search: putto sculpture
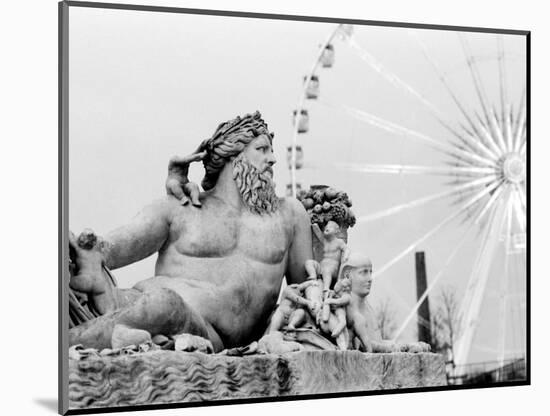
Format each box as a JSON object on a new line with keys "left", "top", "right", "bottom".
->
{"left": 267, "top": 280, "right": 317, "bottom": 333}
{"left": 324, "top": 278, "right": 352, "bottom": 346}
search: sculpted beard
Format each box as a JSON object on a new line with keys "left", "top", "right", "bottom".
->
{"left": 232, "top": 153, "right": 280, "bottom": 215}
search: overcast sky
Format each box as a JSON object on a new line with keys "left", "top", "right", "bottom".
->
{"left": 68, "top": 5, "right": 526, "bottom": 364}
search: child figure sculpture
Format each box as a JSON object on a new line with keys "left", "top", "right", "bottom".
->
{"left": 268, "top": 280, "right": 317, "bottom": 333}
{"left": 320, "top": 221, "right": 349, "bottom": 290}
{"left": 317, "top": 221, "right": 349, "bottom": 322}
{"left": 322, "top": 278, "right": 352, "bottom": 350}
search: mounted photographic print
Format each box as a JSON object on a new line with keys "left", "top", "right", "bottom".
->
{"left": 59, "top": 1, "right": 530, "bottom": 414}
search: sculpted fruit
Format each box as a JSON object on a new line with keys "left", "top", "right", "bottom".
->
{"left": 302, "top": 198, "right": 315, "bottom": 210}
{"left": 324, "top": 187, "right": 338, "bottom": 200}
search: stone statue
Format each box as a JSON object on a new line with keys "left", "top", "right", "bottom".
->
{"left": 323, "top": 279, "right": 351, "bottom": 342}
{"left": 304, "top": 220, "right": 349, "bottom": 323}
{"left": 319, "top": 220, "right": 349, "bottom": 294}
{"left": 69, "top": 229, "right": 120, "bottom": 315}
{"left": 340, "top": 253, "right": 432, "bottom": 354}
{"left": 340, "top": 253, "right": 376, "bottom": 352}
{"left": 267, "top": 280, "right": 317, "bottom": 332}
{"left": 68, "top": 111, "right": 314, "bottom": 352}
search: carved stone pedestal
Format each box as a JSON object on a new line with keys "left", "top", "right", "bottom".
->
{"left": 68, "top": 350, "right": 446, "bottom": 410}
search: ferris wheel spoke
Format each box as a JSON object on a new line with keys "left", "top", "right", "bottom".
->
{"left": 498, "top": 193, "right": 514, "bottom": 367}
{"left": 391, "top": 216, "right": 477, "bottom": 342}
{"left": 515, "top": 183, "right": 527, "bottom": 213}
{"left": 473, "top": 180, "right": 506, "bottom": 225}
{"left": 374, "top": 179, "right": 501, "bottom": 279}
{"left": 489, "top": 108, "right": 508, "bottom": 154}
{"left": 350, "top": 33, "right": 494, "bottom": 161}
{"left": 331, "top": 102, "right": 498, "bottom": 168}
{"left": 334, "top": 162, "right": 497, "bottom": 177}
{"left": 325, "top": 102, "right": 455, "bottom": 154}
{"left": 358, "top": 175, "right": 498, "bottom": 224}
{"left": 459, "top": 34, "right": 494, "bottom": 135}
{"left": 346, "top": 35, "right": 450, "bottom": 122}
{"left": 515, "top": 120, "right": 526, "bottom": 154}
{"left": 458, "top": 122, "right": 499, "bottom": 161}
{"left": 519, "top": 132, "right": 527, "bottom": 156}
{"left": 456, "top": 128, "right": 500, "bottom": 162}
{"left": 497, "top": 36, "right": 509, "bottom": 128}
{"left": 511, "top": 189, "right": 526, "bottom": 233}
{"left": 513, "top": 86, "right": 526, "bottom": 130}
{"left": 456, "top": 201, "right": 498, "bottom": 324}
{"left": 473, "top": 113, "right": 504, "bottom": 157}
{"left": 443, "top": 147, "right": 498, "bottom": 169}
{"left": 454, "top": 197, "right": 507, "bottom": 367}
{"left": 505, "top": 104, "right": 514, "bottom": 152}
{"left": 416, "top": 36, "right": 487, "bottom": 142}
{"left": 513, "top": 90, "right": 526, "bottom": 152}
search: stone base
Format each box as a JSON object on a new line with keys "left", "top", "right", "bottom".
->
{"left": 68, "top": 350, "right": 446, "bottom": 410}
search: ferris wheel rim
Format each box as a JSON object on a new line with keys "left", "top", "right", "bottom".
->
{"left": 289, "top": 24, "right": 344, "bottom": 197}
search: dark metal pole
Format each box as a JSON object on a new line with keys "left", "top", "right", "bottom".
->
{"left": 415, "top": 252, "right": 432, "bottom": 345}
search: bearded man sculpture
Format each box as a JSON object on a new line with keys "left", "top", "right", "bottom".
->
{"left": 69, "top": 111, "right": 313, "bottom": 353}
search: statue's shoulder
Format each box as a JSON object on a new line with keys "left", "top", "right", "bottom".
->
{"left": 279, "top": 197, "right": 309, "bottom": 223}
{"left": 163, "top": 190, "right": 215, "bottom": 210}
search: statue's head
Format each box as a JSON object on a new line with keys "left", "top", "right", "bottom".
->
{"left": 338, "top": 252, "right": 373, "bottom": 297}
{"left": 334, "top": 278, "right": 351, "bottom": 295}
{"left": 199, "top": 111, "right": 279, "bottom": 215}
{"left": 323, "top": 220, "right": 340, "bottom": 237}
{"left": 77, "top": 228, "right": 98, "bottom": 250}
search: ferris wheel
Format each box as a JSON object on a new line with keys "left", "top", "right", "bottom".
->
{"left": 288, "top": 23, "right": 527, "bottom": 369}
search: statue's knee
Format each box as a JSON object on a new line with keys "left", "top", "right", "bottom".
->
{"left": 128, "top": 288, "right": 184, "bottom": 328}
{"left": 144, "top": 288, "right": 184, "bottom": 316}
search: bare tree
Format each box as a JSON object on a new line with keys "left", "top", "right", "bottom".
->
{"left": 374, "top": 297, "right": 398, "bottom": 340}
{"left": 431, "top": 285, "right": 461, "bottom": 366}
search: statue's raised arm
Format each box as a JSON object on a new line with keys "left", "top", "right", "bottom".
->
{"left": 165, "top": 150, "right": 207, "bottom": 206}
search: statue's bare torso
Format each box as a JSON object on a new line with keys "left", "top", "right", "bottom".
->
{"left": 129, "top": 193, "right": 306, "bottom": 348}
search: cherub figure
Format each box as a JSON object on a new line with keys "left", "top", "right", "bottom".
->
{"left": 325, "top": 279, "right": 352, "bottom": 337}
{"left": 321, "top": 278, "right": 352, "bottom": 350}
{"left": 267, "top": 280, "right": 317, "bottom": 333}
{"left": 312, "top": 221, "right": 349, "bottom": 322}
{"left": 320, "top": 221, "right": 348, "bottom": 291}
{"left": 69, "top": 229, "right": 119, "bottom": 315}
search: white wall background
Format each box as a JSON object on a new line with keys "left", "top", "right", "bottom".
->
{"left": 0, "top": 0, "right": 547, "bottom": 415}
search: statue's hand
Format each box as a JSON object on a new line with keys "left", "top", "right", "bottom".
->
{"left": 166, "top": 150, "right": 207, "bottom": 207}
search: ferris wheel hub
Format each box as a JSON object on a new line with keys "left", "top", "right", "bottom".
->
{"left": 501, "top": 153, "right": 526, "bottom": 184}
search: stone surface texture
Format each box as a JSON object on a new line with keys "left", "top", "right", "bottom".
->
{"left": 68, "top": 350, "right": 446, "bottom": 410}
